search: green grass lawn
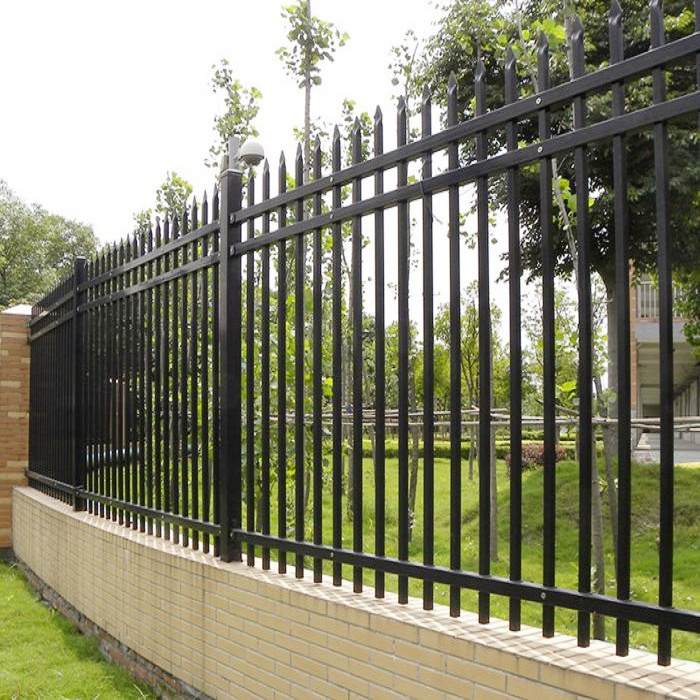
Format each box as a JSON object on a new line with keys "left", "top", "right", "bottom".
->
{"left": 256, "top": 455, "right": 700, "bottom": 662}
{"left": 0, "top": 563, "right": 154, "bottom": 700}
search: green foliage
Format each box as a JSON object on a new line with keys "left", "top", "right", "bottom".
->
{"left": 132, "top": 171, "right": 194, "bottom": 235}
{"left": 154, "top": 171, "right": 193, "bottom": 220}
{"left": 276, "top": 1, "right": 348, "bottom": 90}
{"left": 676, "top": 269, "right": 700, "bottom": 351}
{"left": 0, "top": 180, "right": 97, "bottom": 308}
{"left": 412, "top": 0, "right": 699, "bottom": 288}
{"left": 206, "top": 58, "right": 262, "bottom": 171}
{"left": 433, "top": 283, "right": 512, "bottom": 410}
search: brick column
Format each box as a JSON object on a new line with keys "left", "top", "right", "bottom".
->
{"left": 0, "top": 306, "right": 31, "bottom": 554}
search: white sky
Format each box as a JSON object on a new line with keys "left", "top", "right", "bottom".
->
{"left": 1, "top": 0, "right": 441, "bottom": 244}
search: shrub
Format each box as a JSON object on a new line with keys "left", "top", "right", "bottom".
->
{"left": 505, "top": 442, "right": 569, "bottom": 475}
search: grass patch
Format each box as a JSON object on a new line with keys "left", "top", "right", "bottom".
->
{"left": 0, "top": 562, "right": 154, "bottom": 699}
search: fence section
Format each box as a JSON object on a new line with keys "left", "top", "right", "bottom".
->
{"left": 28, "top": 3, "right": 700, "bottom": 666}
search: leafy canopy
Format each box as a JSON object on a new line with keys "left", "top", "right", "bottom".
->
{"left": 411, "top": 0, "right": 699, "bottom": 289}
{"left": 276, "top": 1, "right": 349, "bottom": 89}
{"left": 0, "top": 180, "right": 97, "bottom": 308}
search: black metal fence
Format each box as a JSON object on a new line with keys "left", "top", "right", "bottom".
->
{"left": 28, "top": 3, "right": 699, "bottom": 666}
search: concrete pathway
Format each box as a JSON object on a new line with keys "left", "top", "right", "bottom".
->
{"left": 632, "top": 432, "right": 700, "bottom": 464}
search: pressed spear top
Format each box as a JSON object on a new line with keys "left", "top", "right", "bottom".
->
{"left": 571, "top": 16, "right": 585, "bottom": 78}
{"left": 447, "top": 71, "right": 457, "bottom": 93}
{"left": 608, "top": 0, "right": 624, "bottom": 64}
{"left": 422, "top": 83, "right": 431, "bottom": 105}
{"left": 649, "top": 0, "right": 664, "bottom": 48}
{"left": 475, "top": 58, "right": 486, "bottom": 116}
{"left": 397, "top": 94, "right": 407, "bottom": 114}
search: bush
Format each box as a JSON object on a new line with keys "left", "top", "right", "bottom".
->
{"left": 505, "top": 442, "right": 569, "bottom": 474}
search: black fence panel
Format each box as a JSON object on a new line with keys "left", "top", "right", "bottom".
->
{"left": 27, "top": 4, "right": 700, "bottom": 666}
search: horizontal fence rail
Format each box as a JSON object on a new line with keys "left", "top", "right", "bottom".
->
{"left": 28, "top": 3, "right": 700, "bottom": 666}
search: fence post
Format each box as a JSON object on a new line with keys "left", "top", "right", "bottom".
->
{"left": 72, "top": 257, "right": 87, "bottom": 511}
{"left": 218, "top": 139, "right": 244, "bottom": 562}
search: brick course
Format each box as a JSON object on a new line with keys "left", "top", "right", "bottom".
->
{"left": 12, "top": 487, "right": 700, "bottom": 700}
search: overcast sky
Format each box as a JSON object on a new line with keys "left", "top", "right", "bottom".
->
{"left": 1, "top": 0, "right": 440, "bottom": 244}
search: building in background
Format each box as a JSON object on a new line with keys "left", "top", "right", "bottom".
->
{"left": 631, "top": 275, "right": 700, "bottom": 447}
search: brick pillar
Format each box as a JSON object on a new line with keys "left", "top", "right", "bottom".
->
{"left": 0, "top": 306, "right": 31, "bottom": 554}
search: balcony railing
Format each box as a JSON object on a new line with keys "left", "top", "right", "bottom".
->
{"left": 636, "top": 279, "right": 685, "bottom": 320}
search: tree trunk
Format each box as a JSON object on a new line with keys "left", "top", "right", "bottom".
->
{"left": 345, "top": 275, "right": 354, "bottom": 521}
{"left": 595, "top": 374, "right": 619, "bottom": 560}
{"left": 489, "top": 421, "right": 498, "bottom": 562}
{"left": 591, "top": 430, "right": 606, "bottom": 641}
{"left": 408, "top": 370, "right": 420, "bottom": 541}
{"left": 303, "top": 0, "right": 312, "bottom": 185}
{"left": 468, "top": 425, "right": 475, "bottom": 481}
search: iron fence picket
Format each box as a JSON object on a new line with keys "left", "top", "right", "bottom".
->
{"left": 373, "top": 107, "right": 387, "bottom": 600}
{"left": 505, "top": 45, "right": 523, "bottom": 634}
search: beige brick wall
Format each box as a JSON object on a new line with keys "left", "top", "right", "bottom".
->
{"left": 0, "top": 310, "right": 30, "bottom": 550}
{"left": 12, "top": 487, "right": 700, "bottom": 700}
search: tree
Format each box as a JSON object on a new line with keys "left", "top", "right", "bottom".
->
{"left": 411, "top": 0, "right": 698, "bottom": 386}
{"left": 277, "top": 0, "right": 348, "bottom": 183}
{"left": 0, "top": 180, "right": 97, "bottom": 308}
{"left": 206, "top": 59, "right": 262, "bottom": 172}
{"left": 133, "top": 171, "right": 194, "bottom": 235}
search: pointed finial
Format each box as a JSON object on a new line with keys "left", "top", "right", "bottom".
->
{"left": 505, "top": 46, "right": 518, "bottom": 103}
{"left": 537, "top": 32, "right": 549, "bottom": 91}
{"left": 571, "top": 16, "right": 585, "bottom": 78}
{"left": 447, "top": 71, "right": 458, "bottom": 92}
{"left": 475, "top": 58, "right": 486, "bottom": 116}
{"left": 181, "top": 206, "right": 189, "bottom": 235}
{"left": 609, "top": 0, "right": 624, "bottom": 63}
{"left": 649, "top": 0, "right": 664, "bottom": 49}
{"left": 422, "top": 84, "right": 431, "bottom": 105}
{"left": 506, "top": 45, "right": 516, "bottom": 70}
{"left": 278, "top": 151, "right": 287, "bottom": 192}
{"left": 201, "top": 190, "right": 209, "bottom": 226}
{"left": 447, "top": 72, "right": 458, "bottom": 127}
{"left": 191, "top": 196, "right": 198, "bottom": 229}
{"left": 212, "top": 186, "right": 220, "bottom": 221}
{"left": 374, "top": 105, "right": 383, "bottom": 123}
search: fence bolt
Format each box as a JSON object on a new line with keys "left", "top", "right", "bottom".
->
{"left": 538, "top": 146, "right": 543, "bottom": 154}
{"left": 536, "top": 97, "right": 542, "bottom": 105}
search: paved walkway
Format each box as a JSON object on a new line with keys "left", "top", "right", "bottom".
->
{"left": 632, "top": 432, "right": 700, "bottom": 464}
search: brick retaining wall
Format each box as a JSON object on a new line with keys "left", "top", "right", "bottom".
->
{"left": 13, "top": 487, "right": 700, "bottom": 700}
{"left": 0, "top": 308, "right": 30, "bottom": 552}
